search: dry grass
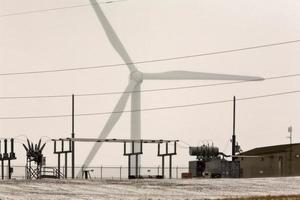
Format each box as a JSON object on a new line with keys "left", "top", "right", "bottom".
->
{"left": 221, "top": 195, "right": 300, "bottom": 200}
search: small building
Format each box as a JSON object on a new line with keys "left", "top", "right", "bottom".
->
{"left": 237, "top": 143, "right": 300, "bottom": 178}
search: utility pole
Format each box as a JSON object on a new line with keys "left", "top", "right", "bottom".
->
{"left": 232, "top": 96, "right": 236, "bottom": 161}
{"left": 288, "top": 126, "right": 293, "bottom": 144}
{"left": 71, "top": 94, "right": 75, "bottom": 179}
{"left": 288, "top": 126, "right": 293, "bottom": 176}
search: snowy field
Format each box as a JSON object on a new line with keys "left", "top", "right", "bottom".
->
{"left": 0, "top": 177, "right": 300, "bottom": 200}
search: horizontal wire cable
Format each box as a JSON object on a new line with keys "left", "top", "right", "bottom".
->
{"left": 0, "top": 89, "right": 299, "bottom": 120}
{"left": 0, "top": 73, "right": 299, "bottom": 100}
{"left": 0, "top": 0, "right": 126, "bottom": 18}
{"left": 0, "top": 40, "right": 300, "bottom": 76}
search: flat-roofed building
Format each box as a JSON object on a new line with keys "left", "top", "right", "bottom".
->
{"left": 237, "top": 143, "right": 300, "bottom": 178}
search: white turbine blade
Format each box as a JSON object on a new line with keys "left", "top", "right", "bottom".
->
{"left": 89, "top": 0, "right": 137, "bottom": 72}
{"left": 143, "top": 71, "right": 264, "bottom": 81}
{"left": 80, "top": 81, "right": 137, "bottom": 173}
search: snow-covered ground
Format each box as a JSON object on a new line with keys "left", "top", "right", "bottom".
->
{"left": 0, "top": 177, "right": 300, "bottom": 200}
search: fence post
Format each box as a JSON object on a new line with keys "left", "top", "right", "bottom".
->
{"left": 120, "top": 166, "right": 122, "bottom": 180}
{"left": 157, "top": 165, "right": 160, "bottom": 176}
{"left": 58, "top": 154, "right": 61, "bottom": 179}
{"left": 176, "top": 166, "right": 178, "bottom": 179}
{"left": 139, "top": 166, "right": 141, "bottom": 178}
{"left": 100, "top": 166, "right": 103, "bottom": 179}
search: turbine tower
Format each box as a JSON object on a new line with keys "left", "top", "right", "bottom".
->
{"left": 81, "top": 0, "right": 264, "bottom": 173}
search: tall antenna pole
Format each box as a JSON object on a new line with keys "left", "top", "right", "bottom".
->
{"left": 288, "top": 126, "right": 293, "bottom": 144}
{"left": 232, "top": 96, "right": 236, "bottom": 161}
{"left": 71, "top": 94, "right": 75, "bottom": 179}
{"left": 288, "top": 126, "right": 293, "bottom": 176}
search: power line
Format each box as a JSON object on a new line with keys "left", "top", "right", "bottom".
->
{"left": 1, "top": 40, "right": 300, "bottom": 76}
{"left": 0, "top": 89, "right": 299, "bottom": 120}
{"left": 0, "top": 73, "right": 299, "bottom": 100}
{"left": 0, "top": 0, "right": 126, "bottom": 18}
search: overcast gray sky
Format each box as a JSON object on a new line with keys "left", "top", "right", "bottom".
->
{"left": 0, "top": 0, "right": 300, "bottom": 167}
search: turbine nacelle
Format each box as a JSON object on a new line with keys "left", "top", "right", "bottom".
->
{"left": 130, "top": 70, "right": 143, "bottom": 83}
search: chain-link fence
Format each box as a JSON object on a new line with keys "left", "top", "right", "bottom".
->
{"left": 1, "top": 165, "right": 189, "bottom": 180}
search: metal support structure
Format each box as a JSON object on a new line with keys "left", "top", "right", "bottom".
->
{"left": 124, "top": 141, "right": 143, "bottom": 178}
{"left": 135, "top": 154, "right": 138, "bottom": 177}
{"left": 53, "top": 139, "right": 72, "bottom": 179}
{"left": 161, "top": 156, "right": 165, "bottom": 178}
{"left": 4, "top": 139, "right": 7, "bottom": 159}
{"left": 169, "top": 155, "right": 172, "bottom": 179}
{"left": 54, "top": 137, "right": 178, "bottom": 179}
{"left": 65, "top": 153, "right": 68, "bottom": 178}
{"left": 82, "top": 170, "right": 92, "bottom": 179}
{"left": 158, "top": 141, "right": 177, "bottom": 179}
{"left": 8, "top": 159, "right": 11, "bottom": 179}
{"left": 71, "top": 94, "right": 75, "bottom": 179}
{"left": 128, "top": 155, "right": 131, "bottom": 178}
{"left": 232, "top": 96, "right": 236, "bottom": 161}
{"left": 1, "top": 160, "right": 3, "bottom": 180}
{"left": 63, "top": 138, "right": 177, "bottom": 143}
{"left": 0, "top": 138, "right": 16, "bottom": 179}
{"left": 58, "top": 153, "right": 61, "bottom": 179}
{"left": 11, "top": 138, "right": 14, "bottom": 153}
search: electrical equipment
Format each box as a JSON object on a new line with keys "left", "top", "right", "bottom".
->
{"left": 0, "top": 138, "right": 16, "bottom": 179}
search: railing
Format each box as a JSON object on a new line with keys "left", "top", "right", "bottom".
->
{"left": 41, "top": 167, "right": 64, "bottom": 179}
{"left": 1, "top": 165, "right": 189, "bottom": 180}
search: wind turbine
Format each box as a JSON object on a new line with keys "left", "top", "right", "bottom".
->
{"left": 81, "top": 0, "right": 264, "bottom": 173}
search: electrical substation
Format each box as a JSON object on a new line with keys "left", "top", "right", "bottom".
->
{"left": 0, "top": 136, "right": 179, "bottom": 180}
{"left": 0, "top": 95, "right": 181, "bottom": 180}
{"left": 1, "top": 95, "right": 299, "bottom": 180}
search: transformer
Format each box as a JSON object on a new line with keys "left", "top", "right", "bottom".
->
{"left": 189, "top": 145, "right": 219, "bottom": 161}
{"left": 23, "top": 139, "right": 46, "bottom": 179}
{"left": 189, "top": 144, "right": 240, "bottom": 178}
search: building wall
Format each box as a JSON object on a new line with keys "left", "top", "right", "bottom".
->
{"left": 189, "top": 159, "right": 239, "bottom": 178}
{"left": 205, "top": 159, "right": 240, "bottom": 178}
{"left": 238, "top": 146, "right": 300, "bottom": 178}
